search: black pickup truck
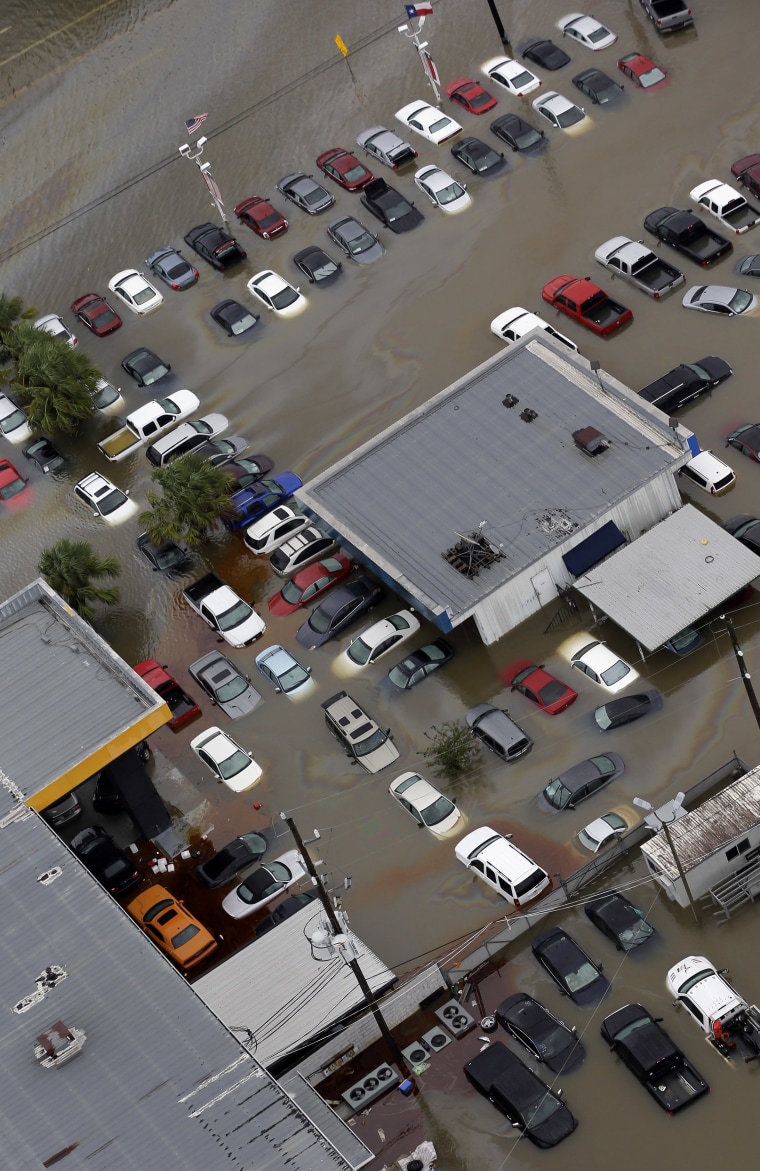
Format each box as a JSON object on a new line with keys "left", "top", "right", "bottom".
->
{"left": 643, "top": 206, "right": 732, "bottom": 266}
{"left": 601, "top": 1003, "right": 709, "bottom": 1114}
{"left": 463, "top": 1041, "right": 577, "bottom": 1148}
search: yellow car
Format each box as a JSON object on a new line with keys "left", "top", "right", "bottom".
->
{"left": 127, "top": 885, "right": 217, "bottom": 970}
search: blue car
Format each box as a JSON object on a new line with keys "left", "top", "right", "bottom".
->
{"left": 226, "top": 472, "right": 303, "bottom": 533}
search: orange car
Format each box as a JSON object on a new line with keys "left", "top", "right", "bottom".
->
{"left": 127, "top": 885, "right": 217, "bottom": 970}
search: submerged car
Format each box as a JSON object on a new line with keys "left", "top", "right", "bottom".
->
{"left": 34, "top": 313, "right": 77, "bottom": 347}
{"left": 121, "top": 347, "right": 171, "bottom": 387}
{"left": 344, "top": 610, "right": 420, "bottom": 668}
{"left": 464, "top": 1042, "right": 577, "bottom": 1149}
{"left": 74, "top": 471, "right": 135, "bottom": 524}
{"left": 444, "top": 77, "right": 497, "bottom": 114}
{"left": 577, "top": 811, "right": 629, "bottom": 853}
{"left": 522, "top": 38, "right": 571, "bottom": 70}
{"left": 594, "top": 690, "right": 663, "bottom": 730}
{"left": 682, "top": 284, "right": 756, "bottom": 316}
{"left": 466, "top": 703, "right": 533, "bottom": 762}
{"left": 108, "top": 268, "right": 163, "bottom": 315}
{"left": 327, "top": 215, "right": 385, "bottom": 264}
{"left": 196, "top": 832, "right": 268, "bottom": 888}
{"left": 295, "top": 577, "right": 384, "bottom": 649}
{"left": 490, "top": 112, "right": 546, "bottom": 153}
{"left": 234, "top": 195, "right": 289, "bottom": 238}
{"left": 491, "top": 305, "right": 576, "bottom": 348}
{"left": 0, "top": 459, "right": 29, "bottom": 503}
{"left": 293, "top": 246, "right": 342, "bottom": 285}
{"left": 396, "top": 100, "right": 462, "bottom": 144}
{"left": 570, "top": 640, "right": 638, "bottom": 692}
{"left": 136, "top": 532, "right": 192, "bottom": 576}
{"left": 455, "top": 825, "right": 549, "bottom": 906}
{"left": 618, "top": 52, "right": 667, "bottom": 91}
{"left": 541, "top": 753, "right": 625, "bottom": 811}
{"left": 360, "top": 178, "right": 425, "bottom": 232}
{"left": 134, "top": 659, "right": 202, "bottom": 732}
{"left": 558, "top": 13, "right": 617, "bottom": 51}
{"left": 189, "top": 650, "right": 262, "bottom": 718}
{"left": 210, "top": 299, "right": 260, "bottom": 336}
{"left": 70, "top": 292, "right": 122, "bottom": 336}
{"left": 0, "top": 395, "right": 32, "bottom": 443}
{"left": 572, "top": 67, "right": 624, "bottom": 105}
{"left": 268, "top": 555, "right": 353, "bottom": 616}
{"left": 501, "top": 659, "right": 578, "bottom": 713}
{"left": 450, "top": 136, "right": 506, "bottom": 176}
{"left": 679, "top": 450, "right": 736, "bottom": 495}
{"left": 184, "top": 222, "right": 247, "bottom": 269}
{"left": 585, "top": 889, "right": 655, "bottom": 952}
{"left": 356, "top": 126, "right": 418, "bottom": 172}
{"left": 388, "top": 771, "right": 461, "bottom": 836}
{"left": 495, "top": 992, "right": 585, "bottom": 1073}
{"left": 482, "top": 56, "right": 541, "bottom": 97}
{"left": 190, "top": 727, "right": 262, "bottom": 791}
{"left": 276, "top": 171, "right": 335, "bottom": 215}
{"left": 414, "top": 165, "right": 471, "bottom": 214}
{"left": 532, "top": 91, "right": 588, "bottom": 131}
{"left": 322, "top": 690, "right": 398, "bottom": 773}
{"left": 145, "top": 246, "right": 199, "bottom": 289}
{"left": 724, "top": 513, "right": 760, "bottom": 551}
{"left": 71, "top": 825, "right": 140, "bottom": 897}
{"left": 247, "top": 270, "right": 307, "bottom": 317}
{"left": 23, "top": 436, "right": 66, "bottom": 474}
{"left": 255, "top": 644, "right": 313, "bottom": 696}
{"left": 532, "top": 925, "right": 609, "bottom": 1005}
{"left": 388, "top": 638, "right": 454, "bottom": 689}
{"left": 316, "top": 147, "right": 374, "bottom": 191}
{"left": 639, "top": 355, "right": 732, "bottom": 412}
{"left": 221, "top": 850, "right": 307, "bottom": 919}
{"left": 269, "top": 527, "right": 339, "bottom": 577}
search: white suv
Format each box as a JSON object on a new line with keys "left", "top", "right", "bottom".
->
{"left": 455, "top": 825, "right": 550, "bottom": 906}
{"left": 74, "top": 472, "right": 136, "bottom": 524}
{"left": 243, "top": 506, "right": 310, "bottom": 555}
{"left": 680, "top": 451, "right": 736, "bottom": 496}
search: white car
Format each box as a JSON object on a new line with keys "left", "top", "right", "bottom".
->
{"left": 454, "top": 826, "right": 550, "bottom": 906}
{"left": 682, "top": 285, "right": 756, "bottom": 316}
{"left": 414, "top": 165, "right": 471, "bottom": 214}
{"left": 690, "top": 179, "right": 760, "bottom": 235}
{"left": 221, "top": 850, "right": 307, "bottom": 919}
{"left": 94, "top": 379, "right": 124, "bottom": 414}
{"left": 34, "top": 314, "right": 77, "bottom": 347}
{"left": 680, "top": 450, "right": 736, "bottom": 496}
{"left": 74, "top": 471, "right": 137, "bottom": 524}
{"left": 395, "top": 101, "right": 462, "bottom": 145}
{"left": 243, "top": 506, "right": 311, "bottom": 555}
{"left": 490, "top": 307, "right": 578, "bottom": 350}
{"left": 247, "top": 270, "right": 307, "bottom": 317}
{"left": 0, "top": 394, "right": 32, "bottom": 443}
{"left": 570, "top": 639, "right": 639, "bottom": 693}
{"left": 389, "top": 772, "right": 462, "bottom": 836}
{"left": 558, "top": 13, "right": 617, "bottom": 50}
{"left": 577, "top": 811, "right": 628, "bottom": 853}
{"left": 532, "top": 91, "right": 588, "bottom": 131}
{"left": 343, "top": 610, "right": 420, "bottom": 668}
{"left": 190, "top": 726, "right": 263, "bottom": 792}
{"left": 108, "top": 269, "right": 163, "bottom": 315}
{"left": 482, "top": 56, "right": 541, "bottom": 97}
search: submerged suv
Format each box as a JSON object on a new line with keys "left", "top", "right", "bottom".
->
{"left": 455, "top": 826, "right": 550, "bottom": 906}
{"left": 466, "top": 703, "right": 533, "bottom": 762}
{"left": 321, "top": 690, "right": 399, "bottom": 773}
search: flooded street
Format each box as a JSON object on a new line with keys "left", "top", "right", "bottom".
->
{"left": 4, "top": 0, "right": 760, "bottom": 1165}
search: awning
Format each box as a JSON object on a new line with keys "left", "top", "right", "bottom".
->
{"left": 562, "top": 520, "right": 626, "bottom": 577}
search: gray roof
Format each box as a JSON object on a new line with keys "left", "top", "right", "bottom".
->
{"left": 573, "top": 505, "right": 760, "bottom": 650}
{"left": 194, "top": 903, "right": 396, "bottom": 1070}
{"left": 0, "top": 580, "right": 165, "bottom": 797}
{"left": 0, "top": 788, "right": 353, "bottom": 1171}
{"left": 297, "top": 337, "right": 685, "bottom": 623}
{"left": 641, "top": 767, "right": 760, "bottom": 876}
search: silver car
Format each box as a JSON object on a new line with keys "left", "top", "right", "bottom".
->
{"left": 189, "top": 650, "right": 262, "bottom": 718}
{"left": 682, "top": 284, "right": 756, "bottom": 316}
{"left": 276, "top": 172, "right": 335, "bottom": 215}
{"left": 327, "top": 216, "right": 385, "bottom": 264}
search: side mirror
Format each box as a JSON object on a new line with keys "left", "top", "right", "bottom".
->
{"left": 210, "top": 697, "right": 217, "bottom": 705}
{"left": 556, "top": 1088, "right": 563, "bottom": 1098}
{"left": 597, "top": 963, "right": 604, "bottom": 972}
{"left": 571, "top": 1025, "right": 577, "bottom": 1035}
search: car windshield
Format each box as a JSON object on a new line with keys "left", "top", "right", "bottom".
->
{"left": 587, "top": 25, "right": 609, "bottom": 42}
{"left": 171, "top": 924, "right": 200, "bottom": 948}
{"left": 346, "top": 228, "right": 375, "bottom": 253}
{"left": 729, "top": 289, "right": 754, "bottom": 313}
{"left": 524, "top": 1094, "right": 563, "bottom": 1129}
{"left": 258, "top": 210, "right": 280, "bottom": 228}
{"left": 154, "top": 545, "right": 185, "bottom": 569}
{"left": 422, "top": 796, "right": 456, "bottom": 826}
{"left": 619, "top": 919, "right": 654, "bottom": 949}
{"left": 538, "top": 679, "right": 568, "bottom": 705}
{"left": 612, "top": 1015, "right": 649, "bottom": 1043}
{"left": 281, "top": 579, "right": 306, "bottom": 604}
{"left": 428, "top": 116, "right": 452, "bottom": 135}
{"left": 216, "top": 673, "right": 249, "bottom": 702}
{"left": 384, "top": 198, "right": 413, "bottom": 222}
{"left": 678, "top": 968, "right": 716, "bottom": 996}
{"left": 98, "top": 488, "right": 128, "bottom": 515}
{"left": 0, "top": 476, "right": 26, "bottom": 500}
{"left": 218, "top": 748, "right": 251, "bottom": 779}
{"left": 132, "top": 285, "right": 156, "bottom": 305}
{"left": 271, "top": 284, "right": 300, "bottom": 310}
{"left": 557, "top": 104, "right": 585, "bottom": 128}
{"left": 354, "top": 727, "right": 389, "bottom": 756}
{"left": 600, "top": 659, "right": 630, "bottom": 686}
{"left": 143, "top": 363, "right": 169, "bottom": 384}
{"left": 94, "top": 382, "right": 119, "bottom": 408}
{"left": 311, "top": 258, "right": 339, "bottom": 280}
{"left": 544, "top": 779, "right": 571, "bottom": 809}
{"left": 509, "top": 70, "right": 534, "bottom": 89}
{"left": 536, "top": 1023, "right": 572, "bottom": 1059}
{"left": 342, "top": 163, "right": 366, "bottom": 182}
{"left": 0, "top": 408, "right": 25, "bottom": 432}
{"left": 513, "top": 124, "right": 542, "bottom": 149}
{"left": 216, "top": 599, "right": 254, "bottom": 631}
{"left": 436, "top": 181, "right": 466, "bottom": 204}
{"left": 278, "top": 662, "right": 310, "bottom": 691}
{"left": 303, "top": 187, "right": 326, "bottom": 205}
{"left": 639, "top": 65, "right": 666, "bottom": 88}
{"left": 309, "top": 604, "right": 340, "bottom": 634}
{"left": 564, "top": 958, "right": 599, "bottom": 992}
{"left": 348, "top": 636, "right": 374, "bottom": 665}
{"left": 475, "top": 147, "right": 501, "bottom": 170}
{"left": 231, "top": 313, "right": 257, "bottom": 334}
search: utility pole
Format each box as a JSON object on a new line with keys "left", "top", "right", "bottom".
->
{"left": 722, "top": 613, "right": 760, "bottom": 733}
{"left": 178, "top": 136, "right": 228, "bottom": 226}
{"left": 484, "top": 0, "right": 509, "bottom": 48}
{"left": 634, "top": 797, "right": 700, "bottom": 926}
{"left": 280, "top": 813, "right": 411, "bottom": 1077}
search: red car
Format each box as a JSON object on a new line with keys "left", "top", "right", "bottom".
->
{"left": 268, "top": 554, "right": 353, "bottom": 616}
{"left": 541, "top": 275, "right": 632, "bottom": 336}
{"left": 732, "top": 154, "right": 760, "bottom": 202}
{"left": 617, "top": 53, "right": 668, "bottom": 92}
{"left": 234, "top": 196, "right": 289, "bottom": 239}
{"left": 444, "top": 78, "right": 497, "bottom": 115}
{"left": 0, "top": 458, "right": 29, "bottom": 504}
{"left": 134, "top": 659, "right": 202, "bottom": 732}
{"left": 500, "top": 659, "right": 578, "bottom": 715}
{"left": 316, "top": 147, "right": 374, "bottom": 192}
{"left": 70, "top": 292, "right": 122, "bottom": 336}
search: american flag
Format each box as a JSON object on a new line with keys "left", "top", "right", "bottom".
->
{"left": 184, "top": 113, "right": 208, "bottom": 135}
{"left": 405, "top": 3, "right": 433, "bottom": 17}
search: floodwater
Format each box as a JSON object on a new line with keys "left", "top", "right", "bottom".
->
{"left": 4, "top": 0, "right": 760, "bottom": 1165}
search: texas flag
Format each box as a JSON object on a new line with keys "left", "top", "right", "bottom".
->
{"left": 405, "top": 3, "right": 433, "bottom": 17}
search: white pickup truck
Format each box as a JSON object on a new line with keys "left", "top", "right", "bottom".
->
{"left": 594, "top": 236, "right": 684, "bottom": 299}
{"left": 182, "top": 572, "right": 266, "bottom": 647}
{"left": 667, "top": 955, "right": 760, "bottom": 1061}
{"left": 97, "top": 390, "right": 199, "bottom": 461}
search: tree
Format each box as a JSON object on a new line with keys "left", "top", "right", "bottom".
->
{"left": 140, "top": 454, "right": 236, "bottom": 547}
{"left": 0, "top": 293, "right": 37, "bottom": 372}
{"left": 38, "top": 539, "right": 120, "bottom": 620}
{"left": 420, "top": 720, "right": 481, "bottom": 779}
{"left": 9, "top": 323, "right": 100, "bottom": 434}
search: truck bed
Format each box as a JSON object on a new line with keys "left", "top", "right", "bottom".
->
{"left": 183, "top": 572, "right": 224, "bottom": 605}
{"left": 98, "top": 428, "right": 139, "bottom": 459}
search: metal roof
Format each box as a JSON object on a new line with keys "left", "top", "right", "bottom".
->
{"left": 573, "top": 505, "right": 760, "bottom": 650}
{"left": 0, "top": 580, "right": 165, "bottom": 797}
{"left": 297, "top": 337, "right": 686, "bottom": 623}
{"left": 641, "top": 767, "right": 760, "bottom": 877}
{"left": 194, "top": 903, "right": 396, "bottom": 1070}
{"left": 0, "top": 787, "right": 352, "bottom": 1171}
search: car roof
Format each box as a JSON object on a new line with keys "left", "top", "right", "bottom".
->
{"left": 687, "top": 449, "right": 733, "bottom": 477}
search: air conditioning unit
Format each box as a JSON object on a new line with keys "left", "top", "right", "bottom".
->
{"left": 341, "top": 1063, "right": 399, "bottom": 1111}
{"left": 421, "top": 1025, "right": 451, "bottom": 1052}
{"left": 435, "top": 1000, "right": 476, "bottom": 1039}
{"left": 401, "top": 1040, "right": 429, "bottom": 1066}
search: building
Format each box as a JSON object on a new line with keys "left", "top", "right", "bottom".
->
{"left": 297, "top": 335, "right": 691, "bottom": 644}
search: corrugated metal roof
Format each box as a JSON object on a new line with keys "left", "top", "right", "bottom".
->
{"left": 641, "top": 767, "right": 760, "bottom": 876}
{"left": 0, "top": 790, "right": 352, "bottom": 1171}
{"left": 296, "top": 337, "right": 686, "bottom": 622}
{"left": 194, "top": 904, "right": 396, "bottom": 1070}
{"left": 574, "top": 505, "right": 760, "bottom": 649}
{"left": 0, "top": 580, "right": 163, "bottom": 794}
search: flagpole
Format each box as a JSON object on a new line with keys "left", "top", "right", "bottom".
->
{"left": 178, "top": 135, "right": 229, "bottom": 227}
{"left": 398, "top": 14, "right": 441, "bottom": 105}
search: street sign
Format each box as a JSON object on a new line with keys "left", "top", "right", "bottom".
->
{"left": 335, "top": 34, "right": 349, "bottom": 57}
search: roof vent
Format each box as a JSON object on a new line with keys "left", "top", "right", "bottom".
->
{"left": 537, "top": 509, "right": 579, "bottom": 538}
{"left": 34, "top": 1020, "right": 86, "bottom": 1069}
{"left": 520, "top": 408, "right": 538, "bottom": 423}
{"left": 442, "top": 531, "right": 505, "bottom": 578}
{"left": 13, "top": 965, "right": 68, "bottom": 1014}
{"left": 572, "top": 426, "right": 609, "bottom": 456}
{"left": 502, "top": 394, "right": 519, "bottom": 409}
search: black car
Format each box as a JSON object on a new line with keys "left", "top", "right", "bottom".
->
{"left": 639, "top": 355, "right": 732, "bottom": 412}
{"left": 541, "top": 753, "right": 625, "bottom": 812}
{"left": 136, "top": 532, "right": 193, "bottom": 576}
{"left": 145, "top": 246, "right": 199, "bottom": 290}
{"left": 490, "top": 113, "right": 546, "bottom": 153}
{"left": 724, "top": 514, "right": 760, "bottom": 555}
{"left": 254, "top": 891, "right": 318, "bottom": 938}
{"left": 360, "top": 178, "right": 424, "bottom": 233}
{"left": 295, "top": 577, "right": 384, "bottom": 649}
{"left": 293, "top": 246, "right": 343, "bottom": 286}
{"left": 70, "top": 825, "right": 140, "bottom": 897}
{"left": 450, "top": 136, "right": 505, "bottom": 177}
{"left": 495, "top": 992, "right": 585, "bottom": 1073}
{"left": 121, "top": 347, "right": 171, "bottom": 387}
{"left": 726, "top": 423, "right": 760, "bottom": 462}
{"left": 23, "top": 436, "right": 66, "bottom": 474}
{"left": 210, "top": 299, "right": 260, "bottom": 337}
{"left": 595, "top": 690, "right": 663, "bottom": 731}
{"left": 463, "top": 1041, "right": 577, "bottom": 1149}
{"left": 388, "top": 638, "right": 454, "bottom": 689}
{"left": 183, "top": 222, "right": 247, "bottom": 270}
{"left": 196, "top": 832, "right": 268, "bottom": 888}
{"left": 532, "top": 926, "right": 609, "bottom": 1006}
{"left": 572, "top": 67, "right": 624, "bottom": 105}
{"left": 585, "top": 890, "right": 656, "bottom": 952}
{"left": 221, "top": 454, "right": 275, "bottom": 490}
{"left": 737, "top": 254, "right": 760, "bottom": 276}
{"left": 522, "top": 38, "right": 571, "bottom": 70}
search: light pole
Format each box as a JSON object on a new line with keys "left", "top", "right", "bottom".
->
{"left": 398, "top": 18, "right": 441, "bottom": 104}
{"left": 178, "top": 136, "right": 228, "bottom": 226}
{"left": 634, "top": 796, "right": 700, "bottom": 925}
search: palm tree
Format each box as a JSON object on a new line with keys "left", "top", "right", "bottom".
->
{"left": 0, "top": 293, "right": 37, "bottom": 371}
{"left": 38, "top": 539, "right": 120, "bottom": 620}
{"left": 140, "top": 454, "right": 236, "bottom": 547}
{"left": 10, "top": 324, "right": 100, "bottom": 433}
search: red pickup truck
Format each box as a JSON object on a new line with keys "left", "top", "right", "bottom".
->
{"left": 542, "top": 275, "right": 633, "bottom": 336}
{"left": 134, "top": 659, "right": 202, "bottom": 732}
